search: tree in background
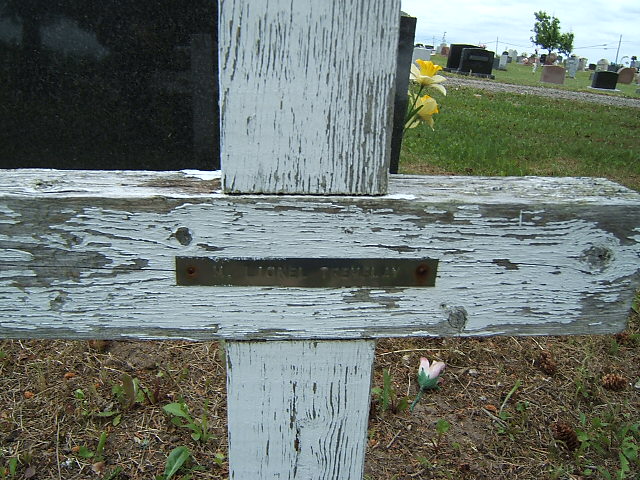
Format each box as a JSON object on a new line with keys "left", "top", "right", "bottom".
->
{"left": 531, "top": 11, "right": 574, "bottom": 55}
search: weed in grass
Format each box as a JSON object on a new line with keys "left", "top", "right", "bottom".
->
{"left": 0, "top": 458, "right": 18, "bottom": 479}
{"left": 163, "top": 402, "right": 214, "bottom": 443}
{"left": 156, "top": 446, "right": 205, "bottom": 480}
{"left": 73, "top": 431, "right": 108, "bottom": 462}
{"left": 371, "top": 369, "right": 409, "bottom": 415}
{"left": 97, "top": 375, "right": 156, "bottom": 426}
{"left": 573, "top": 410, "right": 640, "bottom": 478}
{"left": 431, "top": 418, "right": 450, "bottom": 455}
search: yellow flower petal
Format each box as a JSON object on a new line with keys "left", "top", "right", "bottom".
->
{"left": 405, "top": 94, "right": 440, "bottom": 130}
{"left": 416, "top": 59, "right": 443, "bottom": 77}
{"left": 410, "top": 61, "right": 447, "bottom": 95}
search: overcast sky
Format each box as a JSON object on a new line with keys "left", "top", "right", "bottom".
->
{"left": 400, "top": 0, "right": 639, "bottom": 64}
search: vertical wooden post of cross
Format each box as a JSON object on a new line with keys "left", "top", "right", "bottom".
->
{"left": 219, "top": 1, "right": 400, "bottom": 478}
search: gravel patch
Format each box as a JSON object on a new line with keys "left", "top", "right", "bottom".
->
{"left": 445, "top": 75, "right": 640, "bottom": 109}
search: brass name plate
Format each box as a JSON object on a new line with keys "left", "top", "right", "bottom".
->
{"left": 175, "top": 257, "right": 438, "bottom": 288}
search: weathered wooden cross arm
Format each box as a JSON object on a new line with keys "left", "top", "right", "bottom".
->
{"left": 1, "top": 170, "right": 639, "bottom": 340}
{"left": 2, "top": 1, "right": 640, "bottom": 478}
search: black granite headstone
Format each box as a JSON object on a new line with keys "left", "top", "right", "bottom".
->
{"left": 389, "top": 13, "right": 416, "bottom": 175}
{"left": 0, "top": 0, "right": 219, "bottom": 170}
{"left": 445, "top": 44, "right": 475, "bottom": 71}
{"left": 591, "top": 71, "right": 618, "bottom": 90}
{"left": 458, "top": 48, "right": 494, "bottom": 75}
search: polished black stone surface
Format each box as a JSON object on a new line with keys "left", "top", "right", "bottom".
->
{"left": 0, "top": 0, "right": 219, "bottom": 170}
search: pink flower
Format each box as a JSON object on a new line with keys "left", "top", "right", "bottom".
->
{"left": 418, "top": 357, "right": 445, "bottom": 390}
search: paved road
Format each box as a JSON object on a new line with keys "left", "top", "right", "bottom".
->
{"left": 445, "top": 75, "right": 640, "bottom": 109}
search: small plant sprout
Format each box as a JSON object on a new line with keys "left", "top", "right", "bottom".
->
{"left": 410, "top": 358, "right": 445, "bottom": 412}
{"left": 432, "top": 418, "right": 451, "bottom": 454}
{"left": 371, "top": 369, "right": 409, "bottom": 414}
{"left": 163, "top": 402, "right": 214, "bottom": 442}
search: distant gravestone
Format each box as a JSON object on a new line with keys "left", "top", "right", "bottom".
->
{"left": 540, "top": 65, "right": 566, "bottom": 84}
{"left": 566, "top": 56, "right": 579, "bottom": 78}
{"left": 578, "top": 58, "right": 588, "bottom": 71}
{"left": 596, "top": 59, "right": 609, "bottom": 72}
{"left": 458, "top": 48, "right": 494, "bottom": 76}
{"left": 445, "top": 43, "right": 476, "bottom": 71}
{"left": 412, "top": 47, "right": 431, "bottom": 64}
{"left": 617, "top": 67, "right": 636, "bottom": 84}
{"left": 591, "top": 71, "right": 618, "bottom": 89}
{"left": 498, "top": 51, "right": 509, "bottom": 70}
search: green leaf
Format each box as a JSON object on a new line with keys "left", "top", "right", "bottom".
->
{"left": 8, "top": 458, "right": 18, "bottom": 476}
{"left": 618, "top": 452, "right": 630, "bottom": 473}
{"left": 163, "top": 403, "right": 190, "bottom": 419}
{"left": 77, "top": 446, "right": 94, "bottom": 459}
{"left": 96, "top": 410, "right": 119, "bottom": 417}
{"left": 190, "top": 432, "right": 201, "bottom": 441}
{"left": 576, "top": 429, "right": 589, "bottom": 442}
{"left": 382, "top": 369, "right": 392, "bottom": 411}
{"left": 436, "top": 419, "right": 450, "bottom": 435}
{"left": 96, "top": 431, "right": 108, "bottom": 459}
{"left": 164, "top": 446, "right": 191, "bottom": 479}
{"left": 112, "top": 414, "right": 122, "bottom": 427}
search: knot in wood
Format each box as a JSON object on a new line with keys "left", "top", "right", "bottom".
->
{"left": 444, "top": 306, "right": 468, "bottom": 332}
{"left": 172, "top": 227, "right": 193, "bottom": 246}
{"left": 580, "top": 245, "right": 613, "bottom": 271}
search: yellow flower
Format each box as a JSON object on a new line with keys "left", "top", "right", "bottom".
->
{"left": 405, "top": 94, "right": 439, "bottom": 130}
{"left": 410, "top": 59, "right": 447, "bottom": 96}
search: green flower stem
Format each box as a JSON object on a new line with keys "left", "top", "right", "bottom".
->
{"left": 409, "top": 389, "right": 424, "bottom": 412}
{"left": 403, "top": 84, "right": 425, "bottom": 134}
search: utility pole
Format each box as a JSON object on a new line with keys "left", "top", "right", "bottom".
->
{"left": 615, "top": 35, "right": 622, "bottom": 64}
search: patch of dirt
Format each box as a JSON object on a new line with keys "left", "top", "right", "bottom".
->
{"left": 1, "top": 309, "right": 638, "bottom": 479}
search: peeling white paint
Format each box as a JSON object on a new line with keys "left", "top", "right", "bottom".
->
{"left": 219, "top": 0, "right": 399, "bottom": 195}
{"left": 180, "top": 170, "right": 222, "bottom": 181}
{"left": 0, "top": 171, "right": 638, "bottom": 339}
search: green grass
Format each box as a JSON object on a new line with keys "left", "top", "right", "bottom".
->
{"left": 401, "top": 57, "right": 640, "bottom": 190}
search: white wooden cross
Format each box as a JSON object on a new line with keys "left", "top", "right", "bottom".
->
{"left": 2, "top": 1, "right": 640, "bottom": 479}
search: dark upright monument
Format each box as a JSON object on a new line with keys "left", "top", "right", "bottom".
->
{"left": 591, "top": 71, "right": 619, "bottom": 90}
{"left": 444, "top": 43, "right": 475, "bottom": 71}
{"left": 0, "top": 0, "right": 219, "bottom": 170}
{"left": 457, "top": 48, "right": 494, "bottom": 75}
{"left": 389, "top": 12, "right": 416, "bottom": 175}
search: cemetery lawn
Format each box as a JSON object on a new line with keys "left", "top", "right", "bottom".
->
{"left": 401, "top": 85, "right": 640, "bottom": 191}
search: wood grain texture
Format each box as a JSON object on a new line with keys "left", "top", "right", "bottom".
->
{"left": 226, "top": 340, "right": 375, "bottom": 479}
{"left": 1, "top": 170, "right": 639, "bottom": 339}
{"left": 218, "top": 0, "right": 400, "bottom": 195}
